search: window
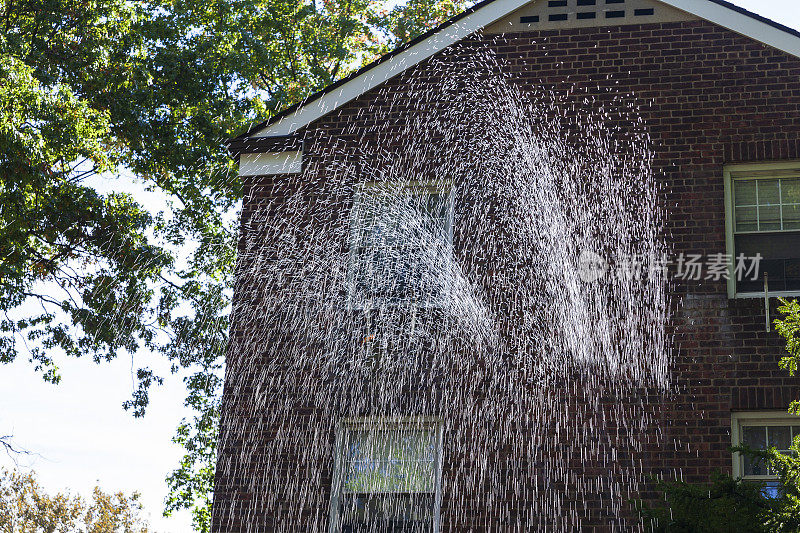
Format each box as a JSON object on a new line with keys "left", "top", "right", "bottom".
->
{"left": 348, "top": 183, "right": 454, "bottom": 307}
{"left": 731, "top": 412, "right": 800, "bottom": 497}
{"left": 329, "top": 420, "right": 443, "bottom": 533}
{"left": 724, "top": 162, "right": 800, "bottom": 297}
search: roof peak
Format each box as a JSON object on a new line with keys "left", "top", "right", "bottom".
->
{"left": 236, "top": 0, "right": 800, "bottom": 141}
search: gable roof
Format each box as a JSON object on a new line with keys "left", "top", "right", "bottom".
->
{"left": 237, "top": 0, "right": 800, "bottom": 140}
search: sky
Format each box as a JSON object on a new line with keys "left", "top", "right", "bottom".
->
{"left": 1, "top": 1, "right": 800, "bottom": 532}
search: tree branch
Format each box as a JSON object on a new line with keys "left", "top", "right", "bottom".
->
{"left": 1, "top": 435, "right": 33, "bottom": 465}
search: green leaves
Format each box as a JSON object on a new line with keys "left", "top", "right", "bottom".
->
{"left": 371, "top": 0, "right": 468, "bottom": 48}
{"left": 775, "top": 299, "right": 800, "bottom": 416}
{"left": 639, "top": 441, "right": 800, "bottom": 532}
{"left": 0, "top": 468, "right": 151, "bottom": 532}
{"left": 637, "top": 471, "right": 772, "bottom": 533}
{"left": 1, "top": 0, "right": 475, "bottom": 529}
{"left": 734, "top": 441, "right": 800, "bottom": 532}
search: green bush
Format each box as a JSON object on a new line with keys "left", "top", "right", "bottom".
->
{"left": 638, "top": 440, "right": 800, "bottom": 532}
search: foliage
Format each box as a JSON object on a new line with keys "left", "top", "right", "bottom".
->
{"left": 163, "top": 371, "right": 220, "bottom": 532}
{"left": 0, "top": 0, "right": 244, "bottom": 384}
{"left": 639, "top": 298, "right": 800, "bottom": 531}
{"left": 775, "top": 298, "right": 800, "bottom": 416}
{"left": 1, "top": 0, "right": 471, "bottom": 530}
{"left": 637, "top": 470, "right": 771, "bottom": 533}
{"left": 372, "top": 0, "right": 469, "bottom": 45}
{"left": 638, "top": 439, "right": 800, "bottom": 533}
{"left": 0, "top": 469, "right": 150, "bottom": 532}
{"left": 733, "top": 442, "right": 800, "bottom": 532}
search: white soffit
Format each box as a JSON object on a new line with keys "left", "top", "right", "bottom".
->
{"left": 253, "top": 0, "right": 800, "bottom": 138}
{"left": 239, "top": 151, "right": 303, "bottom": 175}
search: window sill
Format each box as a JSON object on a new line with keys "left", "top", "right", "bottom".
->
{"left": 733, "top": 291, "right": 800, "bottom": 299}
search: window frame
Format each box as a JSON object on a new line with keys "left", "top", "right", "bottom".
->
{"left": 328, "top": 417, "right": 445, "bottom": 533}
{"left": 723, "top": 161, "right": 800, "bottom": 299}
{"left": 346, "top": 181, "right": 455, "bottom": 310}
{"left": 730, "top": 410, "right": 800, "bottom": 480}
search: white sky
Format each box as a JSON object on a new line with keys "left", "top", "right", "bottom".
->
{"left": 1, "top": 1, "right": 799, "bottom": 532}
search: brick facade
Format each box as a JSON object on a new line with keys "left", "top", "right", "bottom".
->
{"left": 214, "top": 18, "right": 800, "bottom": 531}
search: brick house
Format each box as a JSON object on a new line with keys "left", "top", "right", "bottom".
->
{"left": 214, "top": 0, "right": 800, "bottom": 530}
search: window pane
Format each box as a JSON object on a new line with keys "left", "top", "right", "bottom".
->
{"left": 350, "top": 185, "right": 452, "bottom": 303}
{"left": 784, "top": 204, "right": 800, "bottom": 230}
{"left": 737, "top": 422, "right": 800, "bottom": 479}
{"left": 335, "top": 423, "right": 441, "bottom": 532}
{"left": 793, "top": 426, "right": 800, "bottom": 442}
{"left": 744, "top": 454, "right": 768, "bottom": 476}
{"left": 735, "top": 233, "right": 800, "bottom": 261}
{"left": 735, "top": 180, "right": 758, "bottom": 206}
{"left": 759, "top": 205, "right": 782, "bottom": 231}
{"left": 743, "top": 426, "right": 767, "bottom": 448}
{"left": 787, "top": 260, "right": 800, "bottom": 292}
{"left": 767, "top": 426, "right": 791, "bottom": 450}
{"left": 735, "top": 206, "right": 758, "bottom": 232}
{"left": 742, "top": 426, "right": 767, "bottom": 476}
{"left": 758, "top": 179, "right": 781, "bottom": 205}
{"left": 343, "top": 429, "right": 436, "bottom": 494}
{"left": 421, "top": 193, "right": 447, "bottom": 217}
{"left": 762, "top": 481, "right": 781, "bottom": 499}
{"left": 783, "top": 178, "right": 800, "bottom": 204}
{"left": 735, "top": 232, "right": 800, "bottom": 292}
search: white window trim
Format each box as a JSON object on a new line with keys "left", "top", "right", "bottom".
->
{"left": 730, "top": 410, "right": 800, "bottom": 479}
{"left": 328, "top": 417, "right": 444, "bottom": 533}
{"left": 723, "top": 161, "right": 800, "bottom": 299}
{"left": 347, "top": 181, "right": 455, "bottom": 311}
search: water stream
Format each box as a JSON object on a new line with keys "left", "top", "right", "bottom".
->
{"left": 216, "top": 45, "right": 673, "bottom": 532}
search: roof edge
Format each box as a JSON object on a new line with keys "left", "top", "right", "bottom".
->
{"left": 234, "top": 0, "right": 526, "bottom": 140}
{"left": 234, "top": 0, "right": 800, "bottom": 141}
{"left": 703, "top": 0, "right": 800, "bottom": 40}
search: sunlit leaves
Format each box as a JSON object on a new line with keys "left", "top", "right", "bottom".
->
{"left": 370, "top": 0, "right": 468, "bottom": 49}
{"left": 0, "top": 469, "right": 151, "bottom": 532}
{"left": 1, "top": 0, "right": 475, "bottom": 529}
{"left": 775, "top": 299, "right": 800, "bottom": 416}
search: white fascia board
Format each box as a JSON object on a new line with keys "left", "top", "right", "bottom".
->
{"left": 239, "top": 151, "right": 302, "bottom": 175}
{"left": 255, "top": 0, "right": 531, "bottom": 137}
{"left": 661, "top": 0, "right": 800, "bottom": 58}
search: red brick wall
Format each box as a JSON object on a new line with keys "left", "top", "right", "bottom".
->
{"left": 214, "top": 19, "right": 800, "bottom": 531}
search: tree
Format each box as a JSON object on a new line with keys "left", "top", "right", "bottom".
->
{"left": 637, "top": 471, "right": 772, "bottom": 533}
{"left": 775, "top": 298, "right": 800, "bottom": 416}
{"left": 1, "top": 0, "right": 470, "bottom": 530}
{"left": 638, "top": 441, "right": 800, "bottom": 533}
{"left": 0, "top": 469, "right": 150, "bottom": 532}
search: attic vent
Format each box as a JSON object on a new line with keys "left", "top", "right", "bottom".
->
{"left": 517, "top": 0, "right": 656, "bottom": 26}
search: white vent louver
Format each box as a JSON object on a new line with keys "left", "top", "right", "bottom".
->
{"left": 519, "top": 0, "right": 658, "bottom": 25}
